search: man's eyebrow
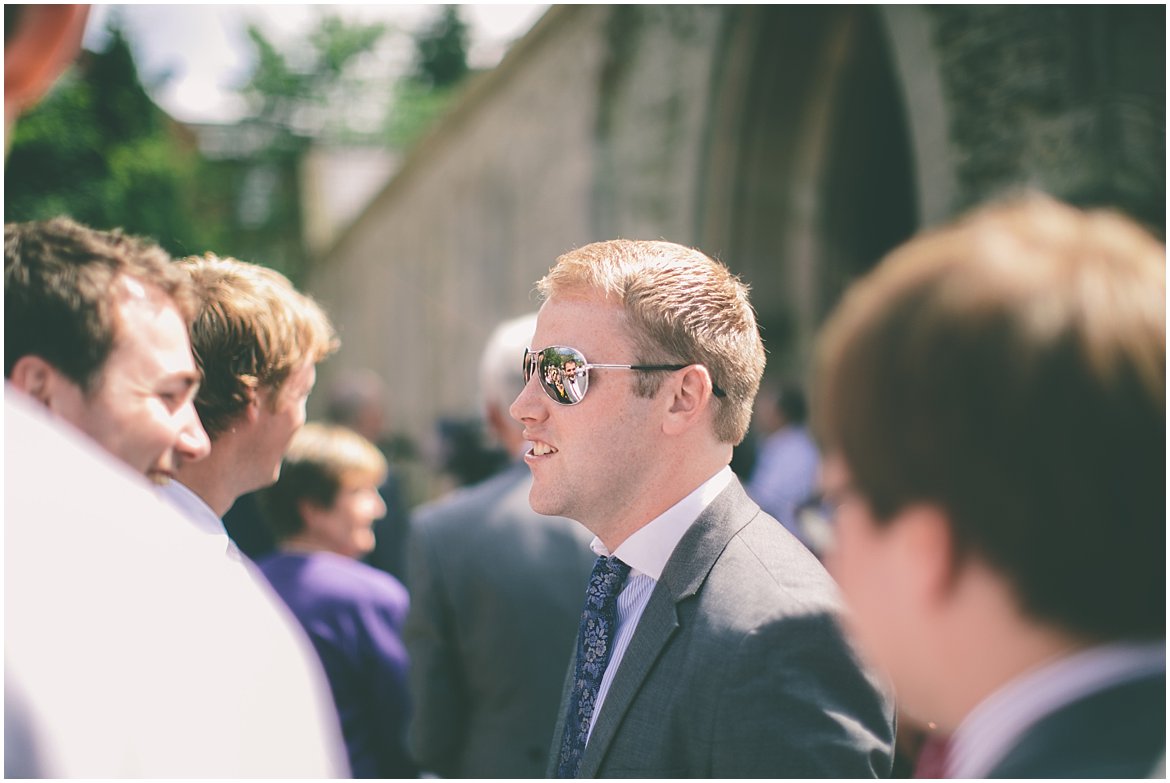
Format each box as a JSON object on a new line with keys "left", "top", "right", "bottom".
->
{"left": 164, "top": 372, "right": 201, "bottom": 392}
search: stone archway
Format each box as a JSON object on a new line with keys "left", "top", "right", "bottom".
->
{"left": 698, "top": 5, "right": 918, "bottom": 378}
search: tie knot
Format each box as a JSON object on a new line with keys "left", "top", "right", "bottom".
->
{"left": 586, "top": 556, "right": 630, "bottom": 607}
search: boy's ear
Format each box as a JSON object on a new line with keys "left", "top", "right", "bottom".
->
{"left": 896, "top": 503, "right": 963, "bottom": 605}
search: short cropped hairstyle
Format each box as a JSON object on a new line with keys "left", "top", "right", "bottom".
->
{"left": 5, "top": 217, "right": 194, "bottom": 391}
{"left": 260, "top": 422, "right": 388, "bottom": 541}
{"left": 178, "top": 254, "right": 339, "bottom": 439}
{"left": 538, "top": 240, "right": 765, "bottom": 444}
{"left": 814, "top": 194, "right": 1165, "bottom": 640}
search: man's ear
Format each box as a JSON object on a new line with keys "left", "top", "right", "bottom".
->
{"left": 894, "top": 504, "right": 963, "bottom": 606}
{"left": 242, "top": 384, "right": 264, "bottom": 424}
{"left": 9, "top": 355, "right": 64, "bottom": 406}
{"left": 662, "top": 365, "right": 716, "bottom": 436}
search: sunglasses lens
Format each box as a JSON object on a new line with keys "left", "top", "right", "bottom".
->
{"left": 533, "top": 346, "right": 589, "bottom": 405}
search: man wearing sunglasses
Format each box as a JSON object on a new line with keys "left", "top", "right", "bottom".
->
{"left": 512, "top": 239, "right": 894, "bottom": 778}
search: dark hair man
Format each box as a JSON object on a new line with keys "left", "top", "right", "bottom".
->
{"left": 814, "top": 194, "right": 1165, "bottom": 777}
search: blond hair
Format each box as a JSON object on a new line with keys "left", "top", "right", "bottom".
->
{"left": 178, "top": 254, "right": 339, "bottom": 439}
{"left": 538, "top": 240, "right": 765, "bottom": 443}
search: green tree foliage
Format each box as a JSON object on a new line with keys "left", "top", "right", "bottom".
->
{"left": 217, "top": 14, "right": 390, "bottom": 284}
{"left": 5, "top": 19, "right": 219, "bottom": 257}
{"left": 5, "top": 8, "right": 478, "bottom": 284}
{"left": 241, "top": 15, "right": 387, "bottom": 144}
{"left": 412, "top": 5, "right": 470, "bottom": 89}
{"left": 385, "top": 5, "right": 472, "bottom": 149}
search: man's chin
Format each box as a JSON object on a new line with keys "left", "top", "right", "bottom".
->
{"left": 527, "top": 489, "right": 564, "bottom": 519}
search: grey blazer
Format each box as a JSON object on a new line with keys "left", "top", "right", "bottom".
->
{"left": 405, "top": 462, "right": 597, "bottom": 778}
{"left": 547, "top": 477, "right": 895, "bottom": 778}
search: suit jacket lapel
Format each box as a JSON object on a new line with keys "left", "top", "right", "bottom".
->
{"left": 578, "top": 586, "right": 679, "bottom": 776}
{"left": 578, "top": 478, "right": 760, "bottom": 776}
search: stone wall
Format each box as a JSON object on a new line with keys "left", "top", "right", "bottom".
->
{"left": 308, "top": 5, "right": 1163, "bottom": 492}
{"left": 928, "top": 5, "right": 1164, "bottom": 230}
{"left": 307, "top": 7, "right": 608, "bottom": 462}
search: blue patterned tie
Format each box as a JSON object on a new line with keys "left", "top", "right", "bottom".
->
{"left": 556, "top": 555, "right": 632, "bottom": 778}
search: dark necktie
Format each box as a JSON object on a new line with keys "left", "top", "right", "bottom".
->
{"left": 555, "top": 555, "right": 632, "bottom": 778}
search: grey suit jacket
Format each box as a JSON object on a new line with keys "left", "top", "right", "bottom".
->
{"left": 547, "top": 477, "right": 895, "bottom": 778}
{"left": 405, "top": 462, "right": 596, "bottom": 778}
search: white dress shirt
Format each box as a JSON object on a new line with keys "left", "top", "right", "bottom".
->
{"left": 156, "top": 479, "right": 235, "bottom": 557}
{"left": 946, "top": 640, "right": 1166, "bottom": 778}
{"left": 584, "top": 465, "right": 733, "bottom": 741}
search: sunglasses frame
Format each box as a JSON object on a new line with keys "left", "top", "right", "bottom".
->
{"left": 523, "top": 345, "right": 725, "bottom": 406}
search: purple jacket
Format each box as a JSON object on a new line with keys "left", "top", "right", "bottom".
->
{"left": 258, "top": 551, "right": 415, "bottom": 778}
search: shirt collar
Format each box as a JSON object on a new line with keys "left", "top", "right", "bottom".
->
{"left": 157, "top": 480, "right": 227, "bottom": 539}
{"left": 590, "top": 465, "right": 733, "bottom": 581}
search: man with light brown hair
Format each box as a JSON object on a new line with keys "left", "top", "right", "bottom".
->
{"left": 161, "top": 254, "right": 339, "bottom": 552}
{"left": 814, "top": 194, "right": 1165, "bottom": 777}
{"left": 513, "top": 239, "right": 894, "bottom": 777}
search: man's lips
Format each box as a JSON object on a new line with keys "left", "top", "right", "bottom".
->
{"left": 528, "top": 440, "right": 558, "bottom": 457}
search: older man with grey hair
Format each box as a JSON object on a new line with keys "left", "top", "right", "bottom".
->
{"left": 404, "top": 313, "right": 596, "bottom": 778}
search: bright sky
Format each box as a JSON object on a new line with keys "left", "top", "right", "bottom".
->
{"left": 83, "top": 4, "right": 549, "bottom": 125}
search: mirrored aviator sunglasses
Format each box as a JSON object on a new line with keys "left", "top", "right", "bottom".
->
{"left": 522, "top": 345, "right": 726, "bottom": 406}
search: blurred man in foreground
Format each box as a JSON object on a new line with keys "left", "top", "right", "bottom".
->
{"left": 6, "top": 392, "right": 349, "bottom": 776}
{"left": 814, "top": 194, "right": 1165, "bottom": 777}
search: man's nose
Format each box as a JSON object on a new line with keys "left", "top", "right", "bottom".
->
{"left": 177, "top": 403, "right": 211, "bottom": 461}
{"left": 509, "top": 372, "right": 548, "bottom": 425}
